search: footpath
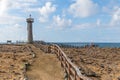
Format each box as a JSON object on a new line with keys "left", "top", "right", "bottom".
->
{"left": 26, "top": 45, "right": 64, "bottom": 80}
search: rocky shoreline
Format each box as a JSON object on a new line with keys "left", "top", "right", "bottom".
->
{"left": 62, "top": 46, "right": 120, "bottom": 80}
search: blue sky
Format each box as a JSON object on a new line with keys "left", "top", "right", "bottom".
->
{"left": 0, "top": 0, "right": 120, "bottom": 42}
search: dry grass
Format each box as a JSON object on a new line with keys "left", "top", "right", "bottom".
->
{"left": 62, "top": 47, "right": 120, "bottom": 80}
{"left": 0, "top": 44, "right": 64, "bottom": 80}
{"left": 0, "top": 44, "right": 33, "bottom": 80}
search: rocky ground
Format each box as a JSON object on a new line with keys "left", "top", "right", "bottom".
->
{"left": 0, "top": 44, "right": 33, "bottom": 80}
{"left": 0, "top": 44, "right": 64, "bottom": 80}
{"left": 62, "top": 46, "right": 120, "bottom": 80}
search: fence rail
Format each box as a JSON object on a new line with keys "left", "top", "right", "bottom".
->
{"left": 33, "top": 43, "right": 92, "bottom": 80}
{"left": 51, "top": 44, "right": 92, "bottom": 80}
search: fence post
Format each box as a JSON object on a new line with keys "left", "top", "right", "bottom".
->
{"left": 74, "top": 71, "right": 77, "bottom": 80}
{"left": 60, "top": 54, "right": 63, "bottom": 67}
{"left": 53, "top": 44, "right": 91, "bottom": 80}
{"left": 58, "top": 49, "right": 60, "bottom": 60}
{"left": 68, "top": 62, "right": 71, "bottom": 80}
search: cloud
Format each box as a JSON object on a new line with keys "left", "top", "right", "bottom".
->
{"left": 0, "top": 24, "right": 26, "bottom": 42}
{"left": 48, "top": 15, "right": 72, "bottom": 29}
{"left": 110, "top": 7, "right": 120, "bottom": 26}
{"left": 0, "top": 0, "right": 8, "bottom": 16}
{"left": 21, "top": 0, "right": 38, "bottom": 3}
{"left": 96, "top": 19, "right": 101, "bottom": 26}
{"left": 69, "top": 0, "right": 99, "bottom": 18}
{"left": 101, "top": 0, "right": 120, "bottom": 27}
{"left": 8, "top": 0, "right": 37, "bottom": 9}
{"left": 53, "top": 15, "right": 72, "bottom": 27}
{"left": 102, "top": 0, "right": 120, "bottom": 13}
{"left": 38, "top": 2, "right": 56, "bottom": 23}
{"left": 0, "top": 0, "right": 38, "bottom": 14}
{"left": 71, "top": 18, "right": 102, "bottom": 30}
{"left": 0, "top": 0, "right": 35, "bottom": 25}
{"left": 72, "top": 23, "right": 95, "bottom": 30}
{"left": 0, "top": 0, "right": 31, "bottom": 41}
{"left": 0, "top": 14, "right": 24, "bottom": 25}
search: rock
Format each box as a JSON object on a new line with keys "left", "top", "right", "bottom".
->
{"left": 85, "top": 70, "right": 99, "bottom": 77}
{"left": 117, "top": 77, "right": 120, "bottom": 80}
{"left": 100, "top": 64, "right": 104, "bottom": 68}
{"left": 79, "top": 66, "right": 99, "bottom": 77}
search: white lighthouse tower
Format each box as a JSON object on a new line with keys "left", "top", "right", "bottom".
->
{"left": 26, "top": 14, "right": 34, "bottom": 44}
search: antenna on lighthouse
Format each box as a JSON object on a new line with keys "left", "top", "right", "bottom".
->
{"left": 29, "top": 14, "right": 31, "bottom": 18}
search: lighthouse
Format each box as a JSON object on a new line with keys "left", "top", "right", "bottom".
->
{"left": 26, "top": 14, "right": 34, "bottom": 44}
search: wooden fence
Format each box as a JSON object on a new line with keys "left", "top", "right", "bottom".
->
{"left": 51, "top": 44, "right": 92, "bottom": 80}
{"left": 33, "top": 43, "right": 92, "bottom": 80}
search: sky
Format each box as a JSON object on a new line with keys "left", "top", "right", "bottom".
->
{"left": 0, "top": 0, "right": 120, "bottom": 42}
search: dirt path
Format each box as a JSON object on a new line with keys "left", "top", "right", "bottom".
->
{"left": 26, "top": 45, "right": 64, "bottom": 80}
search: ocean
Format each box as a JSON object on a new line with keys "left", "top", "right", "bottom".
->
{"left": 52, "top": 42, "right": 120, "bottom": 48}
{"left": 2, "top": 41, "right": 120, "bottom": 48}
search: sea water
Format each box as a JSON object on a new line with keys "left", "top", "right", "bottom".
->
{"left": 52, "top": 42, "right": 120, "bottom": 48}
